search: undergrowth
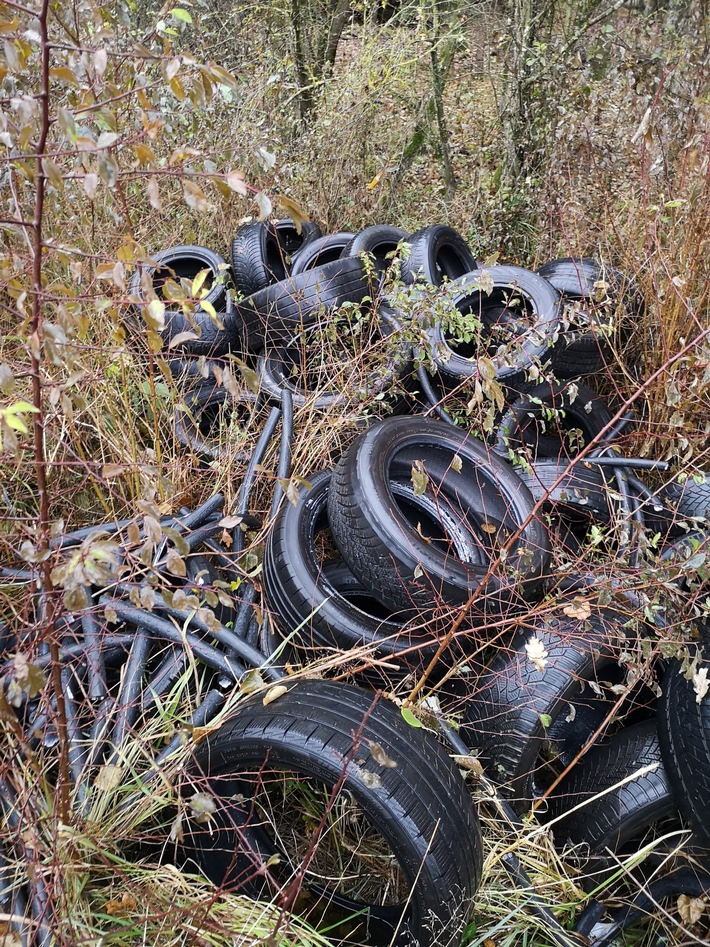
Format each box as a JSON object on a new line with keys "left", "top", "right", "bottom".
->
{"left": 0, "top": 0, "right": 709, "bottom": 945}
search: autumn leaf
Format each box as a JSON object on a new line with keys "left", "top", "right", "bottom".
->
{"left": 226, "top": 170, "right": 248, "bottom": 195}
{"left": 563, "top": 596, "right": 592, "bottom": 621}
{"left": 166, "top": 547, "right": 186, "bottom": 577}
{"left": 693, "top": 666, "right": 709, "bottom": 704}
{"left": 103, "top": 892, "right": 137, "bottom": 917}
{"left": 255, "top": 191, "right": 272, "bottom": 220}
{"left": 678, "top": 893, "right": 705, "bottom": 926}
{"left": 182, "top": 178, "right": 208, "bottom": 212}
{"left": 525, "top": 635, "right": 548, "bottom": 673}
{"left": 262, "top": 684, "right": 288, "bottom": 705}
{"left": 369, "top": 741, "right": 397, "bottom": 768}
{"left": 95, "top": 763, "right": 123, "bottom": 792}
{"left": 275, "top": 194, "right": 310, "bottom": 234}
{"left": 411, "top": 459, "right": 428, "bottom": 496}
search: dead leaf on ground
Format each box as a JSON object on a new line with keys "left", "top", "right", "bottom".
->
{"left": 563, "top": 596, "right": 592, "bottom": 621}
{"left": 678, "top": 893, "right": 706, "bottom": 926}
{"left": 103, "top": 892, "right": 137, "bottom": 917}
{"left": 262, "top": 684, "right": 288, "bottom": 705}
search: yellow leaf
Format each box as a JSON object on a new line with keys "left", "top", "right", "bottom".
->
{"left": 134, "top": 143, "right": 156, "bottom": 166}
{"left": 169, "top": 75, "right": 186, "bottom": 100}
{"left": 49, "top": 65, "right": 80, "bottom": 87}
{"left": 366, "top": 173, "right": 382, "bottom": 190}
{"left": 275, "top": 194, "right": 310, "bottom": 234}
{"left": 191, "top": 268, "right": 209, "bottom": 297}
{"left": 678, "top": 893, "right": 705, "bottom": 926}
{"left": 262, "top": 684, "right": 288, "bottom": 706}
{"left": 42, "top": 157, "right": 64, "bottom": 192}
{"left": 95, "top": 763, "right": 123, "bottom": 792}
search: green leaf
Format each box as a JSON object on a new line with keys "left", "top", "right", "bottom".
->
{"left": 539, "top": 713, "right": 552, "bottom": 729}
{"left": 191, "top": 268, "right": 209, "bottom": 297}
{"left": 411, "top": 459, "right": 428, "bottom": 496}
{"left": 401, "top": 706, "right": 422, "bottom": 728}
{"left": 171, "top": 7, "right": 192, "bottom": 23}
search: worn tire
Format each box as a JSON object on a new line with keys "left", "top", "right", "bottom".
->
{"left": 175, "top": 382, "right": 257, "bottom": 461}
{"left": 343, "top": 225, "right": 409, "bottom": 273}
{"left": 184, "top": 679, "right": 483, "bottom": 947}
{"left": 231, "top": 222, "right": 287, "bottom": 296}
{"left": 129, "top": 245, "right": 234, "bottom": 356}
{"left": 519, "top": 460, "right": 613, "bottom": 524}
{"left": 274, "top": 217, "right": 321, "bottom": 260}
{"left": 327, "top": 416, "right": 550, "bottom": 615}
{"left": 657, "top": 650, "right": 710, "bottom": 847}
{"left": 548, "top": 720, "right": 676, "bottom": 866}
{"left": 660, "top": 475, "right": 710, "bottom": 521}
{"left": 494, "top": 381, "right": 612, "bottom": 461}
{"left": 290, "top": 232, "right": 355, "bottom": 275}
{"left": 460, "top": 605, "right": 628, "bottom": 807}
{"left": 263, "top": 471, "right": 441, "bottom": 677}
{"left": 537, "top": 257, "right": 642, "bottom": 378}
{"left": 399, "top": 225, "right": 477, "bottom": 286}
{"left": 235, "top": 257, "right": 372, "bottom": 351}
{"left": 426, "top": 267, "right": 562, "bottom": 392}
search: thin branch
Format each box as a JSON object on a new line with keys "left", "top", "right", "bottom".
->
{"left": 29, "top": 0, "right": 72, "bottom": 826}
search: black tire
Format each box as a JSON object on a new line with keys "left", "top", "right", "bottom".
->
{"left": 128, "top": 245, "right": 233, "bottom": 356}
{"left": 537, "top": 257, "right": 643, "bottom": 378}
{"left": 274, "top": 217, "right": 321, "bottom": 259}
{"left": 494, "top": 381, "right": 612, "bottom": 461}
{"left": 548, "top": 720, "right": 676, "bottom": 865}
{"left": 263, "top": 471, "right": 441, "bottom": 677}
{"left": 657, "top": 651, "right": 710, "bottom": 847}
{"left": 660, "top": 474, "right": 710, "bottom": 521}
{"left": 256, "top": 307, "right": 410, "bottom": 411}
{"left": 168, "top": 356, "right": 223, "bottom": 390}
{"left": 519, "top": 460, "right": 613, "bottom": 524}
{"left": 290, "top": 232, "right": 355, "bottom": 275}
{"left": 230, "top": 222, "right": 287, "bottom": 296}
{"left": 342, "top": 225, "right": 409, "bottom": 272}
{"left": 426, "top": 267, "right": 561, "bottom": 392}
{"left": 235, "top": 257, "right": 372, "bottom": 351}
{"left": 175, "top": 383, "right": 257, "bottom": 461}
{"left": 460, "top": 606, "right": 628, "bottom": 807}
{"left": 399, "top": 225, "right": 477, "bottom": 286}
{"left": 327, "top": 416, "right": 550, "bottom": 615}
{"left": 183, "top": 679, "right": 482, "bottom": 947}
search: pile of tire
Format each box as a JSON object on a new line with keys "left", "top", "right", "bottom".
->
{"left": 125, "top": 220, "right": 709, "bottom": 943}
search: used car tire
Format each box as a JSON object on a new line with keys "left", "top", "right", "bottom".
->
{"left": 263, "top": 470, "right": 442, "bottom": 677}
{"left": 231, "top": 221, "right": 288, "bottom": 296}
{"left": 657, "top": 648, "right": 710, "bottom": 847}
{"left": 183, "top": 679, "right": 483, "bottom": 947}
{"left": 399, "top": 225, "right": 477, "bottom": 286}
{"left": 290, "top": 232, "right": 355, "bottom": 275}
{"left": 460, "top": 605, "right": 628, "bottom": 808}
{"left": 548, "top": 720, "right": 676, "bottom": 869}
{"left": 235, "top": 257, "right": 372, "bottom": 351}
{"left": 494, "top": 381, "right": 612, "bottom": 461}
{"left": 537, "top": 257, "right": 643, "bottom": 378}
{"left": 129, "top": 245, "right": 234, "bottom": 356}
{"left": 327, "top": 416, "right": 551, "bottom": 615}
{"left": 426, "top": 267, "right": 562, "bottom": 392}
{"left": 342, "top": 225, "right": 409, "bottom": 274}
{"left": 274, "top": 217, "right": 321, "bottom": 260}
{"left": 519, "top": 460, "right": 613, "bottom": 525}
